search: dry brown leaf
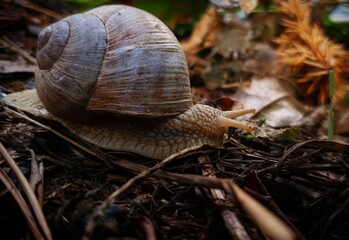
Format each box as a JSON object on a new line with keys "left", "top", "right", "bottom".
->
{"left": 211, "top": 28, "right": 252, "bottom": 58}
{"left": 191, "top": 87, "right": 215, "bottom": 104}
{"left": 239, "top": 0, "right": 258, "bottom": 13}
{"left": 186, "top": 54, "right": 207, "bottom": 79}
{"left": 253, "top": 96, "right": 310, "bottom": 128}
{"left": 180, "top": 5, "right": 222, "bottom": 55}
{"left": 233, "top": 78, "right": 329, "bottom": 136}
{"left": 200, "top": 27, "right": 253, "bottom": 88}
{"left": 0, "top": 59, "right": 36, "bottom": 74}
{"left": 335, "top": 106, "right": 349, "bottom": 134}
{"left": 232, "top": 77, "right": 294, "bottom": 114}
{"left": 242, "top": 44, "right": 285, "bottom": 77}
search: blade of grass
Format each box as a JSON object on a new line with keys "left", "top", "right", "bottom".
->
{"left": 328, "top": 70, "right": 334, "bottom": 140}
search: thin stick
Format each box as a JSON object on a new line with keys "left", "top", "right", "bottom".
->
{"left": 82, "top": 146, "right": 203, "bottom": 240}
{"left": 0, "top": 142, "right": 52, "bottom": 239}
{"left": 107, "top": 146, "right": 202, "bottom": 202}
{"left": 0, "top": 168, "right": 44, "bottom": 239}
{"left": 199, "top": 155, "right": 251, "bottom": 240}
{"left": 5, "top": 107, "right": 98, "bottom": 157}
{"left": 18, "top": 0, "right": 64, "bottom": 20}
{"left": 0, "top": 37, "right": 36, "bottom": 64}
{"left": 29, "top": 149, "right": 44, "bottom": 208}
{"left": 223, "top": 181, "right": 297, "bottom": 240}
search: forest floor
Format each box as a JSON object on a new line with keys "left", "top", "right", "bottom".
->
{"left": 0, "top": 1, "right": 349, "bottom": 239}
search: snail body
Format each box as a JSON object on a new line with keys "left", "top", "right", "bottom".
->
{"left": 4, "top": 5, "right": 255, "bottom": 159}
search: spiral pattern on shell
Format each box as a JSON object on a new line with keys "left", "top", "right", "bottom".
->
{"left": 36, "top": 5, "right": 192, "bottom": 120}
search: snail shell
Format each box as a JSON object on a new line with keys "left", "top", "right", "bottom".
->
{"left": 36, "top": 5, "right": 192, "bottom": 120}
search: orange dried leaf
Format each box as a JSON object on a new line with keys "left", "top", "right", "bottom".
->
{"left": 273, "top": 0, "right": 349, "bottom": 103}
{"left": 180, "top": 5, "right": 222, "bottom": 55}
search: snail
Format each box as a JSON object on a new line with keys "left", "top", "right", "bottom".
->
{"left": 4, "top": 5, "right": 255, "bottom": 160}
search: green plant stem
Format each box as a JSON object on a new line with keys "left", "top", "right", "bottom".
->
{"left": 328, "top": 69, "right": 335, "bottom": 140}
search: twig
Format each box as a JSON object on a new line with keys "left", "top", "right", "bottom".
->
{"left": 199, "top": 155, "right": 251, "bottom": 240}
{"left": 223, "top": 181, "right": 297, "bottom": 240}
{"left": 82, "top": 151, "right": 299, "bottom": 240}
{"left": 29, "top": 149, "right": 44, "bottom": 208}
{"left": 257, "top": 147, "right": 322, "bottom": 176}
{"left": 257, "top": 140, "right": 349, "bottom": 179}
{"left": 0, "top": 168, "right": 44, "bottom": 239}
{"left": 0, "top": 37, "right": 36, "bottom": 64}
{"left": 109, "top": 146, "right": 205, "bottom": 201}
{"left": 320, "top": 196, "right": 349, "bottom": 240}
{"left": 18, "top": 0, "right": 64, "bottom": 20}
{"left": 137, "top": 216, "right": 157, "bottom": 240}
{"left": 0, "top": 142, "right": 52, "bottom": 239}
{"left": 5, "top": 107, "right": 99, "bottom": 158}
{"left": 82, "top": 146, "right": 203, "bottom": 240}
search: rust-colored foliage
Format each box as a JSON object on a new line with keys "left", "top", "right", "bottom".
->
{"left": 274, "top": 0, "right": 349, "bottom": 104}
